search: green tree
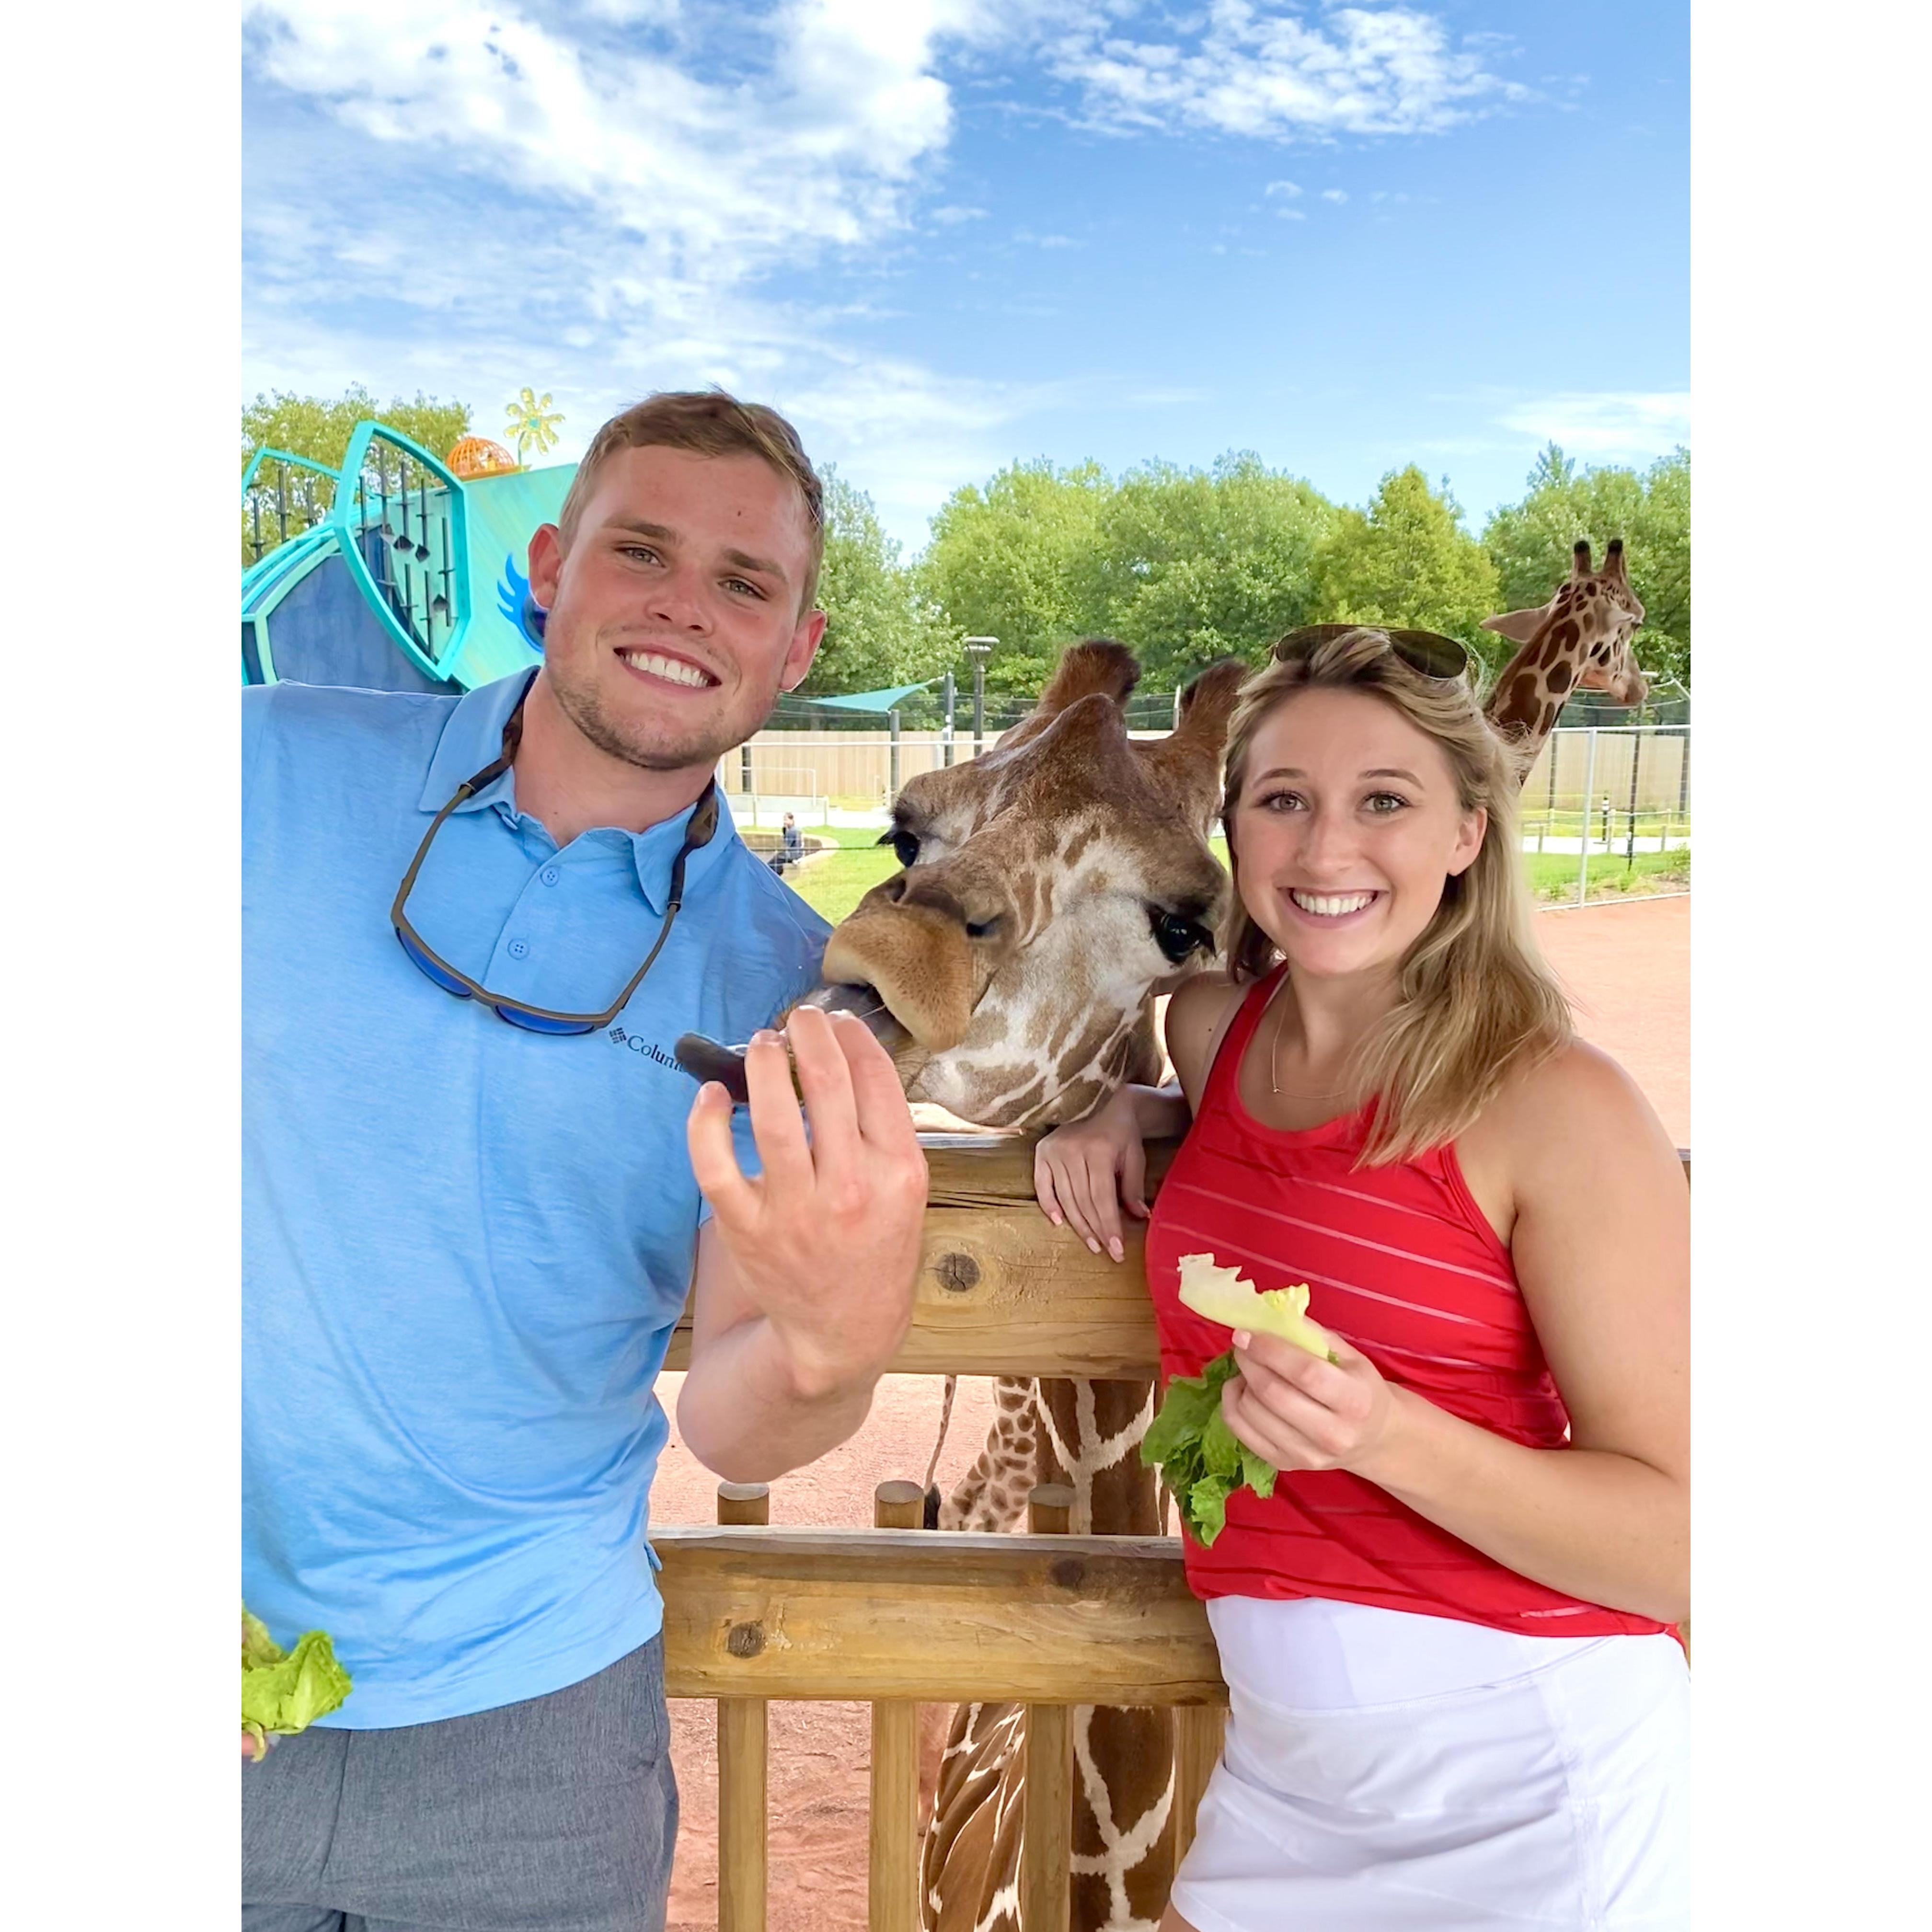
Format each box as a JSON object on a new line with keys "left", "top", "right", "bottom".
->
{"left": 1093, "top": 453, "right": 1337, "bottom": 687}
{"left": 242, "top": 386, "right": 472, "bottom": 564}
{"left": 914, "top": 460, "right": 1112, "bottom": 700}
{"left": 801, "top": 469, "right": 955, "bottom": 699}
{"left": 1310, "top": 467, "right": 1502, "bottom": 670}
{"left": 917, "top": 453, "right": 1341, "bottom": 705}
{"left": 1481, "top": 444, "right": 1691, "bottom": 690}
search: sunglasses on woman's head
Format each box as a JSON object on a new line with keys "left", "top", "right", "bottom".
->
{"left": 1272, "top": 624, "right": 1469, "bottom": 682}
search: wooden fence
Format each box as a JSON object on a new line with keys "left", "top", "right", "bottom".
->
{"left": 716, "top": 725, "right": 1691, "bottom": 822}
{"left": 657, "top": 1134, "right": 1691, "bottom": 1932}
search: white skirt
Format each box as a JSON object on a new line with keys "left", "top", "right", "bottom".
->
{"left": 1171, "top": 1597, "right": 1690, "bottom": 1932}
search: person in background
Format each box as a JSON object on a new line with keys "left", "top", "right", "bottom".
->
{"left": 770, "top": 808, "right": 804, "bottom": 875}
{"left": 1035, "top": 626, "right": 1689, "bottom": 1932}
{"left": 242, "top": 391, "right": 927, "bottom": 1932}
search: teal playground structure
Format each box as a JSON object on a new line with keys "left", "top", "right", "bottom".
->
{"left": 242, "top": 421, "right": 575, "bottom": 693}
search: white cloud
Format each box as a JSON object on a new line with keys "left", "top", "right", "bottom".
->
{"left": 239, "top": 1, "right": 1552, "bottom": 548}
{"left": 244, "top": 0, "right": 961, "bottom": 284}
{"left": 1321, "top": 187, "right": 1348, "bottom": 201}
{"left": 1499, "top": 391, "right": 1691, "bottom": 457}
{"left": 1046, "top": 1, "right": 1526, "bottom": 141}
{"left": 1264, "top": 178, "right": 1302, "bottom": 196}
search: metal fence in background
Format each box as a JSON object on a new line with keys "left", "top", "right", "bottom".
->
{"left": 720, "top": 722, "right": 1690, "bottom": 909}
{"left": 1516, "top": 724, "right": 1690, "bottom": 907}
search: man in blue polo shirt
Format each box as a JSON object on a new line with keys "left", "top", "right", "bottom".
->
{"left": 242, "top": 393, "right": 927, "bottom": 1932}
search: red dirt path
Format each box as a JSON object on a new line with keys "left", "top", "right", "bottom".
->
{"left": 655, "top": 897, "right": 1688, "bottom": 1930}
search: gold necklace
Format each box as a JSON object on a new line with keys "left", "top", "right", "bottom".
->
{"left": 1266, "top": 979, "right": 1352, "bottom": 1100}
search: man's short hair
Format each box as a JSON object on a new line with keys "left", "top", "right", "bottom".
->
{"left": 557, "top": 390, "right": 826, "bottom": 614}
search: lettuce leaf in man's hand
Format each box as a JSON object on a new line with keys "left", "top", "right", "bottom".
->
{"left": 242, "top": 1606, "right": 352, "bottom": 1761}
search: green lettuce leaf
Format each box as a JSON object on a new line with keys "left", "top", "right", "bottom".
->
{"left": 242, "top": 1606, "right": 352, "bottom": 1760}
{"left": 1140, "top": 1350, "right": 1279, "bottom": 1548}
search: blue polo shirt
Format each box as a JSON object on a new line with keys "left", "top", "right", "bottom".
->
{"left": 242, "top": 674, "right": 830, "bottom": 1727}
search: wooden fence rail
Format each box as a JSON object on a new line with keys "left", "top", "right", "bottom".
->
{"left": 659, "top": 1131, "right": 1690, "bottom": 1932}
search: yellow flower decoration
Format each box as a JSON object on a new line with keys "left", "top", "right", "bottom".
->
{"left": 505, "top": 388, "right": 564, "bottom": 463}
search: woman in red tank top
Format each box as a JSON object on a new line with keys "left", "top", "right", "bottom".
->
{"left": 1035, "top": 627, "right": 1688, "bottom": 1932}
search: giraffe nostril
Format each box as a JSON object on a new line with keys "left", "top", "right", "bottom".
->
{"left": 965, "top": 917, "right": 1001, "bottom": 941}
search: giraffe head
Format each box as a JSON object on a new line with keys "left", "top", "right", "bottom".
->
{"left": 810, "top": 641, "right": 1244, "bottom": 1129}
{"left": 1482, "top": 538, "right": 1648, "bottom": 741}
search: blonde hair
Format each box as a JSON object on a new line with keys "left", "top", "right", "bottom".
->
{"left": 556, "top": 390, "right": 826, "bottom": 612}
{"left": 1220, "top": 627, "right": 1572, "bottom": 1165}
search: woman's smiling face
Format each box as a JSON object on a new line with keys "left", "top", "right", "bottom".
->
{"left": 1228, "top": 686, "right": 1487, "bottom": 983}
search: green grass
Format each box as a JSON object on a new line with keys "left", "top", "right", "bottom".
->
{"left": 1525, "top": 846, "right": 1690, "bottom": 902}
{"left": 785, "top": 846, "right": 901, "bottom": 923}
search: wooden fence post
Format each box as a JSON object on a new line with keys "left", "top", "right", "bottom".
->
{"left": 716, "top": 1482, "right": 771, "bottom": 1932}
{"left": 870, "top": 1481, "right": 926, "bottom": 1932}
{"left": 1022, "top": 1484, "right": 1076, "bottom": 1932}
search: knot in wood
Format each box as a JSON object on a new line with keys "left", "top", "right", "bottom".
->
{"left": 1049, "top": 1557, "right": 1086, "bottom": 1591}
{"left": 725, "top": 1621, "right": 766, "bottom": 1659}
{"left": 933, "top": 1251, "right": 981, "bottom": 1293}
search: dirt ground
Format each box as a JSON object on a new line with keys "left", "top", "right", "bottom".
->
{"left": 1536, "top": 895, "right": 1689, "bottom": 1146}
{"left": 655, "top": 896, "right": 1689, "bottom": 1930}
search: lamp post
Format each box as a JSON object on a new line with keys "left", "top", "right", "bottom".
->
{"left": 963, "top": 637, "right": 996, "bottom": 759}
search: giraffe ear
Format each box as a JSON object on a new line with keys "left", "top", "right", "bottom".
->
{"left": 1141, "top": 656, "right": 1247, "bottom": 817}
{"left": 1173, "top": 656, "right": 1247, "bottom": 743}
{"left": 1033, "top": 638, "right": 1140, "bottom": 714}
{"left": 1480, "top": 607, "right": 1548, "bottom": 645}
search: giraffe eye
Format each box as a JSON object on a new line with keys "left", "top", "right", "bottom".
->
{"left": 877, "top": 827, "right": 920, "bottom": 867}
{"left": 1150, "top": 908, "right": 1212, "bottom": 964}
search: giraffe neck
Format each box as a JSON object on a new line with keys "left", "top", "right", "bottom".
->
{"left": 925, "top": 1382, "right": 1179, "bottom": 1931}
{"left": 1038, "top": 1379, "right": 1174, "bottom": 1929}
{"left": 1487, "top": 589, "right": 1596, "bottom": 754}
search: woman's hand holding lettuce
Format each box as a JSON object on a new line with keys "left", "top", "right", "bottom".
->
{"left": 1140, "top": 1255, "right": 1338, "bottom": 1546}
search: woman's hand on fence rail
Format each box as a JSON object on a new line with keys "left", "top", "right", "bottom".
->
{"left": 1035, "top": 1087, "right": 1149, "bottom": 1261}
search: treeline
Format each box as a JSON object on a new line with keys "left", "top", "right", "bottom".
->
{"left": 241, "top": 389, "right": 1688, "bottom": 709}
{"left": 817, "top": 444, "right": 1689, "bottom": 716}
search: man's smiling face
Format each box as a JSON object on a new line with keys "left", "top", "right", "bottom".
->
{"left": 527, "top": 443, "right": 825, "bottom": 776}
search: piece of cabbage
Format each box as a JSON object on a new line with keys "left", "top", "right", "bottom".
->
{"left": 242, "top": 1606, "right": 352, "bottom": 1761}
{"left": 1176, "top": 1253, "right": 1338, "bottom": 1364}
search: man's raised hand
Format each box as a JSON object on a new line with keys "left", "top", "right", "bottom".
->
{"left": 686, "top": 1004, "right": 927, "bottom": 1400}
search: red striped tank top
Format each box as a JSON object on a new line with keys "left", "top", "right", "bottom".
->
{"left": 1145, "top": 964, "right": 1669, "bottom": 1639}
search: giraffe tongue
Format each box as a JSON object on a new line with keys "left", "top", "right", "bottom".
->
{"left": 672, "top": 983, "right": 909, "bottom": 1103}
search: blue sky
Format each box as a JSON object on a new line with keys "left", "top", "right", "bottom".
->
{"left": 242, "top": 1, "right": 1688, "bottom": 554}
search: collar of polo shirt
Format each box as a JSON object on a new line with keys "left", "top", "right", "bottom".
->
{"left": 416, "top": 671, "right": 737, "bottom": 916}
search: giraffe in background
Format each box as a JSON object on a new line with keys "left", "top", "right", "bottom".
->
{"left": 1482, "top": 537, "right": 1647, "bottom": 764}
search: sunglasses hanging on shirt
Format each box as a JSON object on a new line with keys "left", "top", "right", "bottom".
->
{"left": 391, "top": 674, "right": 720, "bottom": 1035}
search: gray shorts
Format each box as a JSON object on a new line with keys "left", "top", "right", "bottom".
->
{"left": 242, "top": 1635, "right": 677, "bottom": 1932}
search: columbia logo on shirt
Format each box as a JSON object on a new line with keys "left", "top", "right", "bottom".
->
{"left": 607, "top": 1027, "right": 682, "bottom": 1071}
